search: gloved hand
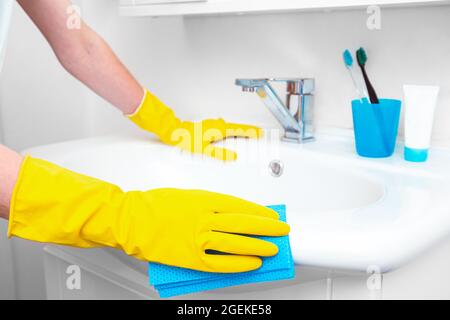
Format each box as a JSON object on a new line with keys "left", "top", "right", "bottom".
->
{"left": 8, "top": 157, "right": 290, "bottom": 273}
{"left": 128, "top": 89, "right": 263, "bottom": 161}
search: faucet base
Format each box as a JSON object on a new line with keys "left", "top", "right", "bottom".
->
{"left": 282, "top": 135, "right": 315, "bottom": 144}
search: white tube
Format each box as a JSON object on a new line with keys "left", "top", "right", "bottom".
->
{"left": 403, "top": 85, "right": 440, "bottom": 162}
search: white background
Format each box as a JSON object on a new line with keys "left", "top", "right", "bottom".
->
{"left": 0, "top": 0, "right": 449, "bottom": 299}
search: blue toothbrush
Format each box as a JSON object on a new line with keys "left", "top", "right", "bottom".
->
{"left": 343, "top": 50, "right": 369, "bottom": 103}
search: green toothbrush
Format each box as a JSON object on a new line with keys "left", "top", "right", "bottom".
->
{"left": 356, "top": 48, "right": 379, "bottom": 104}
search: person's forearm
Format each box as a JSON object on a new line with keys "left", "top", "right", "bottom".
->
{"left": 17, "top": 0, "right": 144, "bottom": 115}
{"left": 0, "top": 145, "right": 23, "bottom": 220}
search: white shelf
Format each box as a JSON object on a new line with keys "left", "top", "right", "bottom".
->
{"left": 119, "top": 0, "right": 450, "bottom": 17}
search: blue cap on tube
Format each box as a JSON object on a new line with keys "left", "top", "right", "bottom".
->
{"left": 404, "top": 147, "right": 429, "bottom": 162}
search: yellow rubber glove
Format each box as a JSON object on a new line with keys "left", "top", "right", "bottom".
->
{"left": 128, "top": 89, "right": 263, "bottom": 161}
{"left": 8, "top": 157, "right": 290, "bottom": 273}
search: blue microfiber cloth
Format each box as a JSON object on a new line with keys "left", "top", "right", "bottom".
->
{"left": 148, "top": 205, "right": 294, "bottom": 298}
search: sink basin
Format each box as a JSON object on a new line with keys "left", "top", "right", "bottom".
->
{"left": 53, "top": 139, "right": 384, "bottom": 215}
{"left": 26, "top": 131, "right": 450, "bottom": 276}
{"left": 44, "top": 135, "right": 383, "bottom": 276}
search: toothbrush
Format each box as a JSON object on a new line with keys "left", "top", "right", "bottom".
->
{"left": 342, "top": 50, "right": 369, "bottom": 102}
{"left": 356, "top": 47, "right": 379, "bottom": 104}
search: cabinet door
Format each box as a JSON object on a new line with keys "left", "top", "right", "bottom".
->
{"left": 120, "top": 0, "right": 207, "bottom": 5}
{"left": 120, "top": 0, "right": 450, "bottom": 17}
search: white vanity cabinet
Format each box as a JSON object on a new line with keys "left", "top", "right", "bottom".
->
{"left": 43, "top": 246, "right": 334, "bottom": 300}
{"left": 44, "top": 234, "right": 450, "bottom": 300}
{"left": 119, "top": 0, "right": 450, "bottom": 17}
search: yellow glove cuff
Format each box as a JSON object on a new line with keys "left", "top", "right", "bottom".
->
{"left": 127, "top": 89, "right": 181, "bottom": 145}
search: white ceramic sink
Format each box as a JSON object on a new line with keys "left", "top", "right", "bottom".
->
{"left": 26, "top": 131, "right": 450, "bottom": 275}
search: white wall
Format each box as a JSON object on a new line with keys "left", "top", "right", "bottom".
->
{"left": 0, "top": 0, "right": 449, "bottom": 299}
{"left": 80, "top": 2, "right": 450, "bottom": 145}
{"left": 0, "top": 2, "right": 90, "bottom": 152}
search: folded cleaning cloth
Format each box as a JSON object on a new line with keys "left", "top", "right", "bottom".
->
{"left": 148, "top": 205, "right": 294, "bottom": 298}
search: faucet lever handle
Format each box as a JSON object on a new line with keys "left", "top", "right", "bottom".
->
{"left": 272, "top": 78, "right": 315, "bottom": 96}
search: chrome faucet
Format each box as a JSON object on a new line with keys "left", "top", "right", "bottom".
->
{"left": 235, "top": 78, "right": 315, "bottom": 143}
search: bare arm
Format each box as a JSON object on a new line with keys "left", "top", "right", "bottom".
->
{"left": 17, "top": 0, "right": 144, "bottom": 115}
{"left": 0, "top": 145, "right": 23, "bottom": 220}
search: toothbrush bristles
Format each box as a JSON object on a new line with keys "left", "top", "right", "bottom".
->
{"left": 343, "top": 50, "right": 353, "bottom": 67}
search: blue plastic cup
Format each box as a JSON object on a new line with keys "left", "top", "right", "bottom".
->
{"left": 351, "top": 99, "right": 401, "bottom": 158}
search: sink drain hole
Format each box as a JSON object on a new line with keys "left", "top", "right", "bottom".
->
{"left": 269, "top": 160, "right": 284, "bottom": 178}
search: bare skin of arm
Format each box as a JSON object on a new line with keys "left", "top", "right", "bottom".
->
{"left": 0, "top": 146, "right": 22, "bottom": 220}
{"left": 1, "top": 0, "right": 150, "bottom": 219}
{"left": 17, "top": 0, "right": 145, "bottom": 115}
